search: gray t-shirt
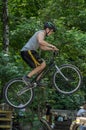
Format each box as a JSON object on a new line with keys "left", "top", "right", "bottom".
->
{"left": 21, "top": 30, "right": 45, "bottom": 51}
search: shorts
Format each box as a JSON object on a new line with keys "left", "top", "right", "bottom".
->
{"left": 21, "top": 50, "right": 43, "bottom": 68}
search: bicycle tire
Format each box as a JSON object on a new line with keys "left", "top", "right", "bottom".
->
{"left": 40, "top": 118, "right": 52, "bottom": 130}
{"left": 70, "top": 122, "right": 80, "bottom": 130}
{"left": 53, "top": 64, "right": 82, "bottom": 94}
{"left": 37, "top": 122, "right": 49, "bottom": 130}
{"left": 3, "top": 77, "right": 34, "bottom": 109}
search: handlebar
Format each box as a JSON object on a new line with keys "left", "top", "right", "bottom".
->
{"left": 45, "top": 51, "right": 59, "bottom": 64}
{"left": 47, "top": 51, "right": 59, "bottom": 64}
{"left": 53, "top": 50, "right": 59, "bottom": 56}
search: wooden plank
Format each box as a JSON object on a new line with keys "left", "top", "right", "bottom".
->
{"left": 0, "top": 125, "right": 11, "bottom": 128}
{"left": 0, "top": 110, "right": 12, "bottom": 113}
{"left": 0, "top": 110, "right": 12, "bottom": 130}
{"left": 0, "top": 118, "right": 11, "bottom": 121}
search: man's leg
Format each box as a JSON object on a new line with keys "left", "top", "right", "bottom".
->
{"left": 27, "top": 61, "right": 46, "bottom": 78}
{"left": 21, "top": 51, "right": 46, "bottom": 83}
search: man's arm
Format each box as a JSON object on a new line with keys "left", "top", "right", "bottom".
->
{"left": 39, "top": 45, "right": 58, "bottom": 51}
{"left": 37, "top": 32, "right": 59, "bottom": 51}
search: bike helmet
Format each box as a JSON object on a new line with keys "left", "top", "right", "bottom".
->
{"left": 44, "top": 22, "right": 56, "bottom": 32}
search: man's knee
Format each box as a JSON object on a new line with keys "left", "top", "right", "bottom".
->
{"left": 40, "top": 61, "right": 46, "bottom": 69}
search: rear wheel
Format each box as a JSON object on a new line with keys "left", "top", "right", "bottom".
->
{"left": 4, "top": 77, "right": 34, "bottom": 109}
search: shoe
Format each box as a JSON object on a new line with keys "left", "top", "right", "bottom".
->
{"left": 22, "top": 75, "right": 31, "bottom": 86}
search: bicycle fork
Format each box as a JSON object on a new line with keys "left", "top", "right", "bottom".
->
{"left": 55, "top": 65, "right": 69, "bottom": 81}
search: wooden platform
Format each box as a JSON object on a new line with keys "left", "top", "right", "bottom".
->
{"left": 0, "top": 109, "right": 12, "bottom": 130}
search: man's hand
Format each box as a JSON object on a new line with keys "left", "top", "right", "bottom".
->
{"left": 51, "top": 45, "right": 59, "bottom": 51}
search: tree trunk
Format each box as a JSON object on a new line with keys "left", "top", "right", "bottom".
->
{"left": 2, "top": 0, "right": 9, "bottom": 53}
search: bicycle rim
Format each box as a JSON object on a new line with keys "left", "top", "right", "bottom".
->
{"left": 32, "top": 120, "right": 50, "bottom": 130}
{"left": 40, "top": 118, "right": 52, "bottom": 130}
{"left": 70, "top": 123, "right": 80, "bottom": 130}
{"left": 53, "top": 64, "right": 82, "bottom": 94}
{"left": 4, "top": 78, "right": 34, "bottom": 109}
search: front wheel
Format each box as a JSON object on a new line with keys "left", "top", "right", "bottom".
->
{"left": 3, "top": 77, "right": 34, "bottom": 109}
{"left": 53, "top": 64, "right": 82, "bottom": 94}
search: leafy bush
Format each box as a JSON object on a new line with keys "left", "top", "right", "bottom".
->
{"left": 9, "top": 17, "right": 43, "bottom": 51}
{"left": 0, "top": 51, "right": 28, "bottom": 102}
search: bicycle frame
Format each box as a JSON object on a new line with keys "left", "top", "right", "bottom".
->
{"left": 31, "top": 53, "right": 57, "bottom": 83}
{"left": 18, "top": 52, "right": 70, "bottom": 95}
{"left": 17, "top": 53, "right": 57, "bottom": 95}
{"left": 31, "top": 52, "right": 68, "bottom": 84}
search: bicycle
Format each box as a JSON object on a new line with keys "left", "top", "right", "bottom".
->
{"left": 70, "top": 115, "right": 86, "bottom": 130}
{"left": 32, "top": 104, "right": 53, "bottom": 130}
{"left": 39, "top": 118, "right": 52, "bottom": 130}
{"left": 3, "top": 51, "right": 82, "bottom": 109}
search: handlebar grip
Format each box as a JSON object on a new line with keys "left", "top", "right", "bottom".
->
{"left": 53, "top": 51, "right": 59, "bottom": 56}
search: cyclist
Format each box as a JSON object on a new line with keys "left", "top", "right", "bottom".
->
{"left": 77, "top": 104, "right": 86, "bottom": 117}
{"left": 77, "top": 104, "right": 86, "bottom": 130}
{"left": 21, "top": 22, "right": 59, "bottom": 85}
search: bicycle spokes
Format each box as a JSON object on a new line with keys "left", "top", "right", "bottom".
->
{"left": 54, "top": 64, "right": 81, "bottom": 94}
{"left": 5, "top": 78, "right": 34, "bottom": 108}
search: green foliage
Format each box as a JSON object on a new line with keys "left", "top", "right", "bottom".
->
{"left": 39, "top": 0, "right": 86, "bottom": 31}
{"left": 59, "top": 29, "right": 86, "bottom": 75}
{"left": 8, "top": 0, "right": 46, "bottom": 30}
{"left": 9, "top": 18, "right": 43, "bottom": 51}
{"left": 0, "top": 51, "right": 25, "bottom": 86}
{"left": 47, "top": 89, "right": 85, "bottom": 110}
{"left": 0, "top": 0, "right": 3, "bottom": 47}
